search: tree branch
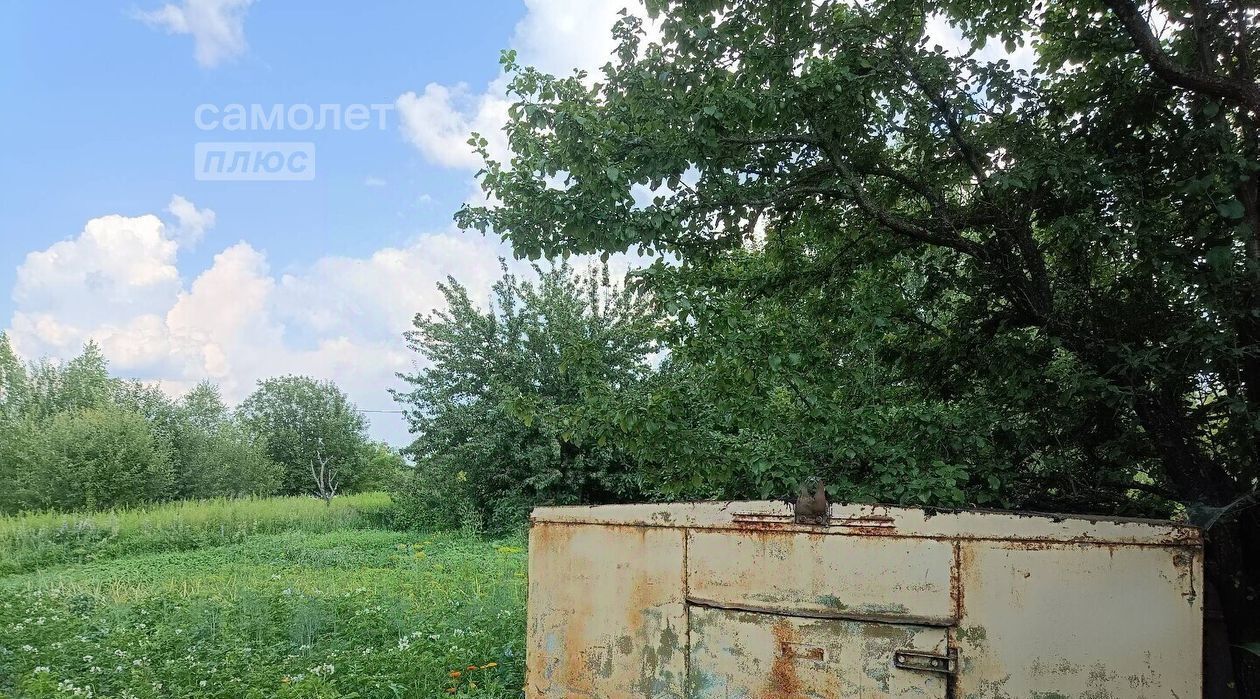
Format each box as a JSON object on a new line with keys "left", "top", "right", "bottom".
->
{"left": 1103, "top": 0, "right": 1260, "bottom": 113}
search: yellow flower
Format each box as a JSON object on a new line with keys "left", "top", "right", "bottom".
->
{"left": 480, "top": 662, "right": 498, "bottom": 669}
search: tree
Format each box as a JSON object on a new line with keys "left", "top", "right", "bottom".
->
{"left": 42, "top": 405, "right": 173, "bottom": 511}
{"left": 391, "top": 263, "right": 658, "bottom": 531}
{"left": 168, "top": 382, "right": 281, "bottom": 500}
{"left": 356, "top": 441, "right": 408, "bottom": 493}
{"left": 457, "top": 0, "right": 1260, "bottom": 679}
{"left": 0, "top": 332, "right": 29, "bottom": 423}
{"left": 237, "top": 376, "right": 370, "bottom": 497}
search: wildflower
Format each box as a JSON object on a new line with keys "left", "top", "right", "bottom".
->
{"left": 310, "top": 663, "right": 335, "bottom": 677}
{"left": 481, "top": 662, "right": 498, "bottom": 669}
{"left": 449, "top": 670, "right": 461, "bottom": 678}
{"left": 33, "top": 666, "right": 50, "bottom": 673}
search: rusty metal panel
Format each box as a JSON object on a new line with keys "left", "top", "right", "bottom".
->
{"left": 526, "top": 502, "right": 1203, "bottom": 698}
{"left": 526, "top": 521, "right": 687, "bottom": 698}
{"left": 530, "top": 501, "right": 1200, "bottom": 547}
{"left": 688, "top": 606, "right": 949, "bottom": 698}
{"left": 954, "top": 540, "right": 1203, "bottom": 698}
{"left": 687, "top": 529, "right": 955, "bottom": 624}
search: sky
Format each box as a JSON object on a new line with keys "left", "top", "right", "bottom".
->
{"left": 0, "top": 0, "right": 646, "bottom": 445}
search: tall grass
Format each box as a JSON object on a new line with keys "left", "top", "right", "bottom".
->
{"left": 0, "top": 493, "right": 392, "bottom": 575}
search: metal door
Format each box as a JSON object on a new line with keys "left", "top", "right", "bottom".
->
{"left": 687, "top": 605, "right": 951, "bottom": 698}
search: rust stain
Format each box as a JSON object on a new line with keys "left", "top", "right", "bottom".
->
{"left": 763, "top": 620, "right": 802, "bottom": 699}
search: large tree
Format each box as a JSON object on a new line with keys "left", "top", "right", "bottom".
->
{"left": 237, "top": 376, "right": 370, "bottom": 497}
{"left": 458, "top": 0, "right": 1260, "bottom": 683}
{"left": 392, "top": 263, "right": 658, "bottom": 531}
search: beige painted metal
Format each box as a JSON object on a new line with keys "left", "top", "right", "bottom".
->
{"left": 526, "top": 501, "right": 1203, "bottom": 698}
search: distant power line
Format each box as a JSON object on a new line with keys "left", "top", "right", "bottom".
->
{"left": 357, "top": 409, "right": 406, "bottom": 414}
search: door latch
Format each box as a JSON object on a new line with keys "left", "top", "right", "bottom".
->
{"left": 893, "top": 648, "right": 957, "bottom": 675}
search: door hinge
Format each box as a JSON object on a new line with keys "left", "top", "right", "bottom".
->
{"left": 894, "top": 648, "right": 957, "bottom": 675}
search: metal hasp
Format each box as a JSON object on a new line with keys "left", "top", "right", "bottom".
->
{"left": 893, "top": 648, "right": 957, "bottom": 675}
{"left": 525, "top": 501, "right": 1204, "bottom": 698}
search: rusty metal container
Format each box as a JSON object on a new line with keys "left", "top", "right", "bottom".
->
{"left": 526, "top": 501, "right": 1202, "bottom": 698}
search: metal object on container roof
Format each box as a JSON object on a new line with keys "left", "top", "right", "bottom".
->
{"left": 526, "top": 501, "right": 1202, "bottom": 698}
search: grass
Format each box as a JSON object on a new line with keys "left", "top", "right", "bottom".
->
{"left": 0, "top": 494, "right": 528, "bottom": 698}
{"left": 0, "top": 493, "right": 394, "bottom": 576}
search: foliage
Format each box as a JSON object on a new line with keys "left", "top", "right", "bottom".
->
{"left": 41, "top": 405, "right": 174, "bottom": 512}
{"left": 238, "top": 376, "right": 372, "bottom": 498}
{"left": 169, "top": 383, "right": 282, "bottom": 500}
{"left": 457, "top": 0, "right": 1260, "bottom": 648}
{"left": 0, "top": 338, "right": 370, "bottom": 514}
{"left": 0, "top": 497, "right": 526, "bottom": 698}
{"left": 391, "top": 263, "right": 658, "bottom": 532}
{"left": 0, "top": 492, "right": 391, "bottom": 576}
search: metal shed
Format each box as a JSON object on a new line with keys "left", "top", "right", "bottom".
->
{"left": 526, "top": 501, "right": 1202, "bottom": 698}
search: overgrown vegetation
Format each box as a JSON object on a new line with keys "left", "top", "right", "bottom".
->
{"left": 0, "top": 335, "right": 403, "bottom": 515}
{"left": 0, "top": 492, "right": 391, "bottom": 576}
{"left": 390, "top": 263, "right": 657, "bottom": 532}
{"left": 0, "top": 495, "right": 526, "bottom": 698}
{"left": 452, "top": 0, "right": 1260, "bottom": 680}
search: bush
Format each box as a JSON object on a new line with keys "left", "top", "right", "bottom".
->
{"left": 391, "top": 264, "right": 656, "bottom": 533}
{"left": 42, "top": 406, "right": 173, "bottom": 511}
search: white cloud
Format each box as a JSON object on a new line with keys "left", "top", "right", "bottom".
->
{"left": 6, "top": 202, "right": 509, "bottom": 444}
{"left": 165, "top": 194, "right": 216, "bottom": 246}
{"left": 13, "top": 213, "right": 180, "bottom": 331}
{"left": 397, "top": 83, "right": 511, "bottom": 170}
{"left": 363, "top": 176, "right": 387, "bottom": 188}
{"left": 135, "top": 0, "right": 254, "bottom": 68}
{"left": 396, "top": 0, "right": 649, "bottom": 172}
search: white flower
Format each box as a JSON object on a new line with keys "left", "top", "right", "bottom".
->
{"left": 309, "top": 663, "right": 335, "bottom": 677}
{"left": 33, "top": 666, "right": 50, "bottom": 673}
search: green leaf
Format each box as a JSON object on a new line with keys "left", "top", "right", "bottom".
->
{"left": 1217, "top": 199, "right": 1246, "bottom": 219}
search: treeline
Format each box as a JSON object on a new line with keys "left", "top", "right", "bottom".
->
{"left": 389, "top": 263, "right": 1018, "bottom": 533}
{"left": 0, "top": 334, "right": 402, "bottom": 515}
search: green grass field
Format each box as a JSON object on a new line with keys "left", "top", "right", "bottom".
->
{"left": 0, "top": 494, "right": 528, "bottom": 698}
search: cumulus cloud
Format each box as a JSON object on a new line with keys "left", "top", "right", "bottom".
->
{"left": 396, "top": 0, "right": 648, "bottom": 172}
{"left": 165, "top": 194, "right": 216, "bottom": 246}
{"left": 13, "top": 213, "right": 180, "bottom": 332}
{"left": 6, "top": 202, "right": 509, "bottom": 443}
{"left": 397, "top": 83, "right": 512, "bottom": 171}
{"left": 135, "top": 0, "right": 254, "bottom": 68}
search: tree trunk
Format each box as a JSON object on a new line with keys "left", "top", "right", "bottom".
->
{"left": 1130, "top": 389, "right": 1259, "bottom": 696}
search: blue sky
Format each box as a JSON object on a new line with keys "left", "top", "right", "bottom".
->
{"left": 0, "top": 0, "right": 638, "bottom": 444}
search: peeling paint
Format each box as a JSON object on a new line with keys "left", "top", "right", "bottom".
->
{"left": 526, "top": 502, "right": 1203, "bottom": 698}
